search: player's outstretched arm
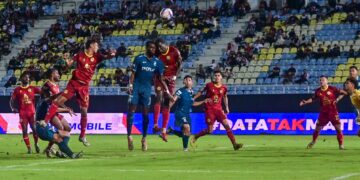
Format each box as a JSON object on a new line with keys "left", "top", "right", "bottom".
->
{"left": 100, "top": 49, "right": 116, "bottom": 60}
{"left": 193, "top": 98, "right": 210, "bottom": 107}
{"left": 168, "top": 95, "right": 178, "bottom": 109}
{"left": 299, "top": 98, "right": 313, "bottom": 106}
{"left": 193, "top": 87, "right": 204, "bottom": 100}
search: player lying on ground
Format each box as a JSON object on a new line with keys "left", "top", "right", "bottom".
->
{"left": 191, "top": 71, "right": 243, "bottom": 150}
{"left": 39, "top": 68, "right": 73, "bottom": 157}
{"left": 153, "top": 38, "right": 182, "bottom": 142}
{"left": 10, "top": 72, "right": 41, "bottom": 154}
{"left": 343, "top": 77, "right": 360, "bottom": 136}
{"left": 300, "top": 76, "right": 346, "bottom": 150}
{"left": 44, "top": 39, "right": 116, "bottom": 146}
{"left": 167, "top": 75, "right": 209, "bottom": 151}
{"left": 126, "top": 40, "right": 169, "bottom": 151}
{"left": 36, "top": 119, "right": 82, "bottom": 159}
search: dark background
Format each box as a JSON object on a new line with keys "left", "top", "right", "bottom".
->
{"left": 0, "top": 94, "right": 355, "bottom": 113}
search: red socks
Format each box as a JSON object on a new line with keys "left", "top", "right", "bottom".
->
{"left": 226, "top": 129, "right": 236, "bottom": 145}
{"left": 195, "top": 129, "right": 209, "bottom": 139}
{"left": 23, "top": 135, "right": 31, "bottom": 148}
{"left": 337, "top": 132, "right": 344, "bottom": 145}
{"left": 312, "top": 130, "right": 320, "bottom": 142}
{"left": 80, "top": 116, "right": 88, "bottom": 138}
{"left": 153, "top": 103, "right": 161, "bottom": 125}
{"left": 162, "top": 108, "right": 170, "bottom": 129}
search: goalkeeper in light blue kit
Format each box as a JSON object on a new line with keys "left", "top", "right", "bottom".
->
{"left": 167, "top": 75, "right": 209, "bottom": 151}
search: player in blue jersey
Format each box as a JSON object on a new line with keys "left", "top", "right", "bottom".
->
{"left": 126, "top": 41, "right": 169, "bottom": 151}
{"left": 36, "top": 91, "right": 82, "bottom": 159}
{"left": 167, "top": 75, "right": 209, "bottom": 151}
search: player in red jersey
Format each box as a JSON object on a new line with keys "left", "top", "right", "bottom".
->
{"left": 40, "top": 68, "right": 73, "bottom": 157}
{"left": 44, "top": 39, "right": 115, "bottom": 146}
{"left": 153, "top": 38, "right": 182, "bottom": 142}
{"left": 300, "top": 76, "right": 346, "bottom": 150}
{"left": 10, "top": 72, "right": 41, "bottom": 154}
{"left": 191, "top": 71, "right": 243, "bottom": 150}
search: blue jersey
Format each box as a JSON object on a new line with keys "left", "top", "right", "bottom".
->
{"left": 174, "top": 87, "right": 194, "bottom": 116}
{"left": 132, "top": 54, "right": 164, "bottom": 88}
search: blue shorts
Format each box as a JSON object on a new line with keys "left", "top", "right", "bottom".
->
{"left": 129, "top": 85, "right": 152, "bottom": 108}
{"left": 36, "top": 123, "right": 55, "bottom": 142}
{"left": 175, "top": 113, "right": 191, "bottom": 127}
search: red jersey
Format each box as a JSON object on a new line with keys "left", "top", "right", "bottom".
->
{"left": 312, "top": 86, "right": 340, "bottom": 115}
{"left": 71, "top": 51, "right": 103, "bottom": 85}
{"left": 11, "top": 85, "right": 41, "bottom": 114}
{"left": 202, "top": 82, "right": 228, "bottom": 110}
{"left": 41, "top": 80, "right": 60, "bottom": 99}
{"left": 159, "top": 46, "right": 181, "bottom": 77}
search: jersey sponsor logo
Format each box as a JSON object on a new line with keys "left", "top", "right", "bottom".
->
{"left": 142, "top": 67, "right": 155, "bottom": 72}
{"left": 64, "top": 90, "right": 68, "bottom": 94}
{"left": 85, "top": 63, "right": 90, "bottom": 69}
{"left": 28, "top": 89, "right": 32, "bottom": 92}
{"left": 166, "top": 56, "right": 171, "bottom": 60}
{"left": 327, "top": 91, "right": 332, "bottom": 95}
{"left": 90, "top": 57, "right": 94, "bottom": 62}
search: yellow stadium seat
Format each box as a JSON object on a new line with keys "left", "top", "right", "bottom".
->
{"left": 261, "top": 66, "right": 269, "bottom": 72}
{"left": 175, "top": 29, "right": 182, "bottom": 34}
{"left": 335, "top": 71, "right": 342, "bottom": 77}
{"left": 266, "top": 54, "right": 274, "bottom": 60}
{"left": 143, "top": 19, "right": 150, "bottom": 25}
{"left": 260, "top": 48, "right": 268, "bottom": 54}
{"left": 348, "top": 58, "right": 355, "bottom": 64}
{"left": 258, "top": 54, "right": 266, "bottom": 60}
{"left": 268, "top": 48, "right": 275, "bottom": 54}
{"left": 119, "top": 31, "right": 126, "bottom": 35}
{"left": 333, "top": 77, "right": 341, "bottom": 83}
{"left": 341, "top": 77, "right": 347, "bottom": 82}
{"left": 30, "top": 81, "right": 36, "bottom": 86}
{"left": 328, "top": 77, "right": 334, "bottom": 83}
{"left": 290, "top": 48, "right": 297, "bottom": 53}
{"left": 338, "top": 64, "right": 345, "bottom": 70}
{"left": 275, "top": 48, "right": 283, "bottom": 54}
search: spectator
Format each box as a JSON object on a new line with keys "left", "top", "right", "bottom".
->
{"left": 295, "top": 69, "right": 309, "bottom": 84}
{"left": 116, "top": 43, "right": 128, "bottom": 60}
{"left": 196, "top": 64, "right": 206, "bottom": 82}
{"left": 150, "top": 27, "right": 158, "bottom": 40}
{"left": 4, "top": 74, "right": 17, "bottom": 88}
{"left": 105, "top": 75, "right": 112, "bottom": 87}
{"left": 349, "top": 45, "right": 355, "bottom": 58}
{"left": 119, "top": 73, "right": 129, "bottom": 87}
{"left": 213, "top": 26, "right": 221, "bottom": 38}
{"left": 285, "top": 64, "right": 296, "bottom": 82}
{"left": 269, "top": 64, "right": 280, "bottom": 78}
{"left": 7, "top": 57, "right": 17, "bottom": 71}
{"left": 316, "top": 44, "right": 325, "bottom": 59}
{"left": 98, "top": 73, "right": 106, "bottom": 86}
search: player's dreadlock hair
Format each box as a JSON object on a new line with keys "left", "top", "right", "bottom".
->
{"left": 346, "top": 77, "right": 359, "bottom": 89}
{"left": 146, "top": 40, "right": 156, "bottom": 48}
{"left": 20, "top": 71, "right": 30, "bottom": 79}
{"left": 43, "top": 68, "right": 58, "bottom": 80}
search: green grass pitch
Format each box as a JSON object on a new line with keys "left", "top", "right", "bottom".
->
{"left": 1, "top": 135, "right": 360, "bottom": 180}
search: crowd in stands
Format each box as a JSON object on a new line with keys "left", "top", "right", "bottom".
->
{"left": 5, "top": 0, "right": 231, "bottom": 87}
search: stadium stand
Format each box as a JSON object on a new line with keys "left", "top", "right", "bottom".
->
{"left": 0, "top": 0, "right": 359, "bottom": 95}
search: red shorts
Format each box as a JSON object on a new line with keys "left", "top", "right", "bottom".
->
{"left": 62, "top": 80, "right": 90, "bottom": 108}
{"left": 205, "top": 108, "right": 227, "bottom": 126}
{"left": 317, "top": 113, "right": 340, "bottom": 126}
{"left": 19, "top": 112, "right": 35, "bottom": 126}
{"left": 154, "top": 76, "right": 176, "bottom": 95}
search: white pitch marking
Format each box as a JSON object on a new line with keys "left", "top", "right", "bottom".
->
{"left": 0, "top": 160, "right": 82, "bottom": 169}
{"left": 331, "top": 173, "right": 360, "bottom": 180}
